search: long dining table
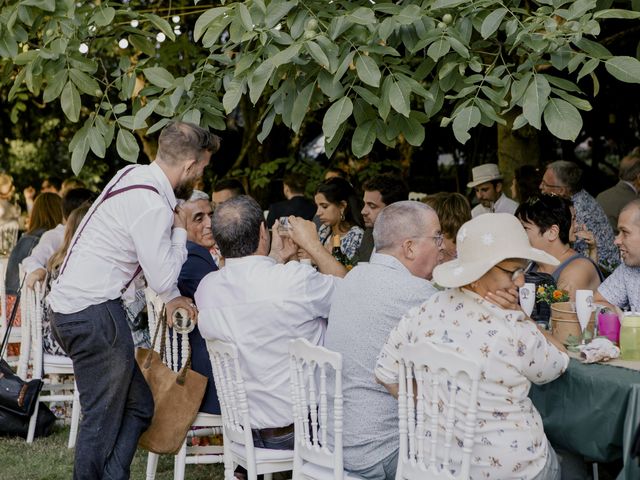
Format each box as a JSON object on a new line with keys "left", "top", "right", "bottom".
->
{"left": 529, "top": 356, "right": 640, "bottom": 480}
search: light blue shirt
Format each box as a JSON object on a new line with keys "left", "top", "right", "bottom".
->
{"left": 598, "top": 263, "right": 640, "bottom": 311}
{"left": 324, "top": 253, "right": 438, "bottom": 472}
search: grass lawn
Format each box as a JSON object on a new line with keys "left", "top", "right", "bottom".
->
{"left": 0, "top": 425, "right": 224, "bottom": 480}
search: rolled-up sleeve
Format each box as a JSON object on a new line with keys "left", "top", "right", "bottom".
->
{"left": 131, "top": 204, "right": 187, "bottom": 303}
{"left": 598, "top": 265, "right": 628, "bottom": 309}
{"left": 375, "top": 313, "right": 413, "bottom": 385}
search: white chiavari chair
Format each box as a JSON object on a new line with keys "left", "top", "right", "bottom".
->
{"left": 396, "top": 342, "right": 481, "bottom": 480}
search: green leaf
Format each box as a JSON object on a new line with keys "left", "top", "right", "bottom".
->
{"left": 21, "top": 0, "right": 55, "bottom": 12}
{"left": 355, "top": 54, "right": 381, "bottom": 87}
{"left": 147, "top": 118, "right": 172, "bottom": 135}
{"left": 194, "top": 7, "right": 229, "bottom": 41}
{"left": 388, "top": 78, "right": 411, "bottom": 118}
{"left": 291, "top": 82, "right": 315, "bottom": 133}
{"left": 353, "top": 85, "right": 379, "bottom": 106}
{"left": 574, "top": 38, "right": 611, "bottom": 59}
{"left": 223, "top": 78, "right": 245, "bottom": 114}
{"left": 567, "top": 0, "right": 597, "bottom": 20}
{"left": 133, "top": 99, "right": 159, "bottom": 129}
{"left": 91, "top": 6, "right": 115, "bottom": 27}
{"left": 257, "top": 108, "right": 275, "bottom": 143}
{"left": 432, "top": 0, "right": 467, "bottom": 8}
{"left": 129, "top": 35, "right": 156, "bottom": 57}
{"left": 144, "top": 67, "right": 175, "bottom": 89}
{"left": 60, "top": 81, "right": 80, "bottom": 122}
{"left": 265, "top": 0, "right": 297, "bottom": 28}
{"left": 352, "top": 120, "right": 376, "bottom": 157}
{"left": 448, "top": 36, "right": 469, "bottom": 58}
{"left": 512, "top": 114, "right": 527, "bottom": 130}
{"left": 248, "top": 61, "right": 275, "bottom": 104}
{"left": 271, "top": 44, "right": 301, "bottom": 67}
{"left": 70, "top": 135, "right": 89, "bottom": 175}
{"left": 322, "top": 96, "right": 353, "bottom": 141}
{"left": 427, "top": 38, "right": 450, "bottom": 61}
{"left": 306, "top": 41, "right": 330, "bottom": 69}
{"left": 522, "top": 75, "right": 550, "bottom": 130}
{"left": 88, "top": 127, "right": 106, "bottom": 158}
{"left": 182, "top": 109, "right": 201, "bottom": 125}
{"left": 605, "top": 56, "right": 640, "bottom": 84}
{"left": 116, "top": 129, "right": 139, "bottom": 163}
{"left": 335, "top": 50, "right": 356, "bottom": 82}
{"left": 347, "top": 7, "right": 376, "bottom": 25}
{"left": 553, "top": 90, "right": 592, "bottom": 111}
{"left": 396, "top": 5, "right": 421, "bottom": 25}
{"left": 397, "top": 115, "right": 425, "bottom": 146}
{"left": 325, "top": 122, "right": 347, "bottom": 158}
{"left": 145, "top": 13, "right": 176, "bottom": 42}
{"left": 452, "top": 105, "right": 481, "bottom": 144}
{"left": 577, "top": 58, "right": 599, "bottom": 81}
{"left": 237, "top": 3, "right": 253, "bottom": 30}
{"left": 69, "top": 69, "right": 100, "bottom": 96}
{"left": 543, "top": 98, "right": 582, "bottom": 141}
{"left": 112, "top": 103, "right": 127, "bottom": 115}
{"left": 43, "top": 69, "right": 68, "bottom": 103}
{"left": 594, "top": 9, "right": 640, "bottom": 19}
{"left": 481, "top": 8, "right": 507, "bottom": 39}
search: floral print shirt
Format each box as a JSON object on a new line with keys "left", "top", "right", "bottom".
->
{"left": 375, "top": 288, "right": 569, "bottom": 480}
{"left": 318, "top": 224, "right": 364, "bottom": 261}
{"left": 572, "top": 189, "right": 619, "bottom": 269}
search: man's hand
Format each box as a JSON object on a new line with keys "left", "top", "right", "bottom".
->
{"left": 23, "top": 186, "right": 36, "bottom": 202}
{"left": 26, "top": 268, "right": 46, "bottom": 290}
{"left": 269, "top": 219, "right": 298, "bottom": 263}
{"left": 165, "top": 296, "right": 198, "bottom": 328}
{"left": 485, "top": 287, "right": 521, "bottom": 311}
{"left": 288, "top": 217, "right": 321, "bottom": 252}
{"left": 173, "top": 202, "right": 188, "bottom": 230}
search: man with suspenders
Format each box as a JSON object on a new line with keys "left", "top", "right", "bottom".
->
{"left": 47, "top": 122, "right": 220, "bottom": 480}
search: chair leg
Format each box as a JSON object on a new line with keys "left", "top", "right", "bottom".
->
{"left": 263, "top": 474, "right": 272, "bottom": 480}
{"left": 146, "top": 452, "right": 160, "bottom": 480}
{"left": 26, "top": 398, "right": 40, "bottom": 443}
{"left": 592, "top": 462, "right": 599, "bottom": 480}
{"left": 68, "top": 386, "right": 81, "bottom": 449}
{"left": 174, "top": 440, "right": 188, "bottom": 480}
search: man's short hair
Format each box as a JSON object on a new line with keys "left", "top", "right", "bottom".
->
{"left": 187, "top": 190, "right": 210, "bottom": 202}
{"left": 62, "top": 188, "right": 95, "bottom": 219}
{"left": 547, "top": 160, "right": 582, "bottom": 194}
{"left": 158, "top": 122, "right": 220, "bottom": 165}
{"left": 213, "top": 178, "right": 245, "bottom": 196}
{"left": 212, "top": 195, "right": 264, "bottom": 258}
{"left": 621, "top": 198, "right": 640, "bottom": 224}
{"left": 283, "top": 172, "right": 307, "bottom": 194}
{"left": 620, "top": 154, "right": 640, "bottom": 182}
{"left": 423, "top": 192, "right": 471, "bottom": 241}
{"left": 362, "top": 174, "right": 409, "bottom": 205}
{"left": 42, "top": 176, "right": 62, "bottom": 191}
{"left": 373, "top": 201, "right": 436, "bottom": 251}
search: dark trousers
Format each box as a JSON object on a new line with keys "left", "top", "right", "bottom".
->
{"left": 52, "top": 300, "right": 154, "bottom": 480}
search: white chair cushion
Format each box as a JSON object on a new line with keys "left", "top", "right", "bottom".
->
{"left": 301, "top": 462, "right": 366, "bottom": 480}
{"left": 43, "top": 353, "right": 73, "bottom": 369}
{"left": 229, "top": 441, "right": 294, "bottom": 462}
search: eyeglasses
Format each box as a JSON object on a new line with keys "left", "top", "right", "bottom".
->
{"left": 427, "top": 233, "right": 444, "bottom": 247}
{"left": 540, "top": 180, "right": 565, "bottom": 190}
{"left": 494, "top": 264, "right": 526, "bottom": 282}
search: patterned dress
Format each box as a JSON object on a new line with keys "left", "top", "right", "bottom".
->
{"left": 572, "top": 189, "right": 619, "bottom": 269}
{"left": 376, "top": 288, "right": 569, "bottom": 480}
{"left": 318, "top": 224, "right": 364, "bottom": 261}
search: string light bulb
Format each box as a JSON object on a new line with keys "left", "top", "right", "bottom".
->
{"left": 118, "top": 38, "right": 129, "bottom": 49}
{"left": 79, "top": 43, "right": 89, "bottom": 54}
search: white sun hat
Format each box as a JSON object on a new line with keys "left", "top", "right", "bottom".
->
{"left": 433, "top": 213, "right": 559, "bottom": 288}
{"left": 467, "top": 163, "right": 503, "bottom": 188}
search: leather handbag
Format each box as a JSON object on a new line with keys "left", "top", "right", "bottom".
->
{"left": 136, "top": 307, "right": 207, "bottom": 454}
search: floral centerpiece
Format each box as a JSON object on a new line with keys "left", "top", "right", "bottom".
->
{"left": 536, "top": 284, "right": 569, "bottom": 304}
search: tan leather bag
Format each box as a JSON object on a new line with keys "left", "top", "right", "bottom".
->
{"left": 136, "top": 308, "right": 207, "bottom": 454}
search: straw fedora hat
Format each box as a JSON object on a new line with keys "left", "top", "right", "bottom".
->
{"left": 433, "top": 213, "right": 559, "bottom": 288}
{"left": 467, "top": 163, "right": 503, "bottom": 188}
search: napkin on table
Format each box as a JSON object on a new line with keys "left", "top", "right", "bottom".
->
{"left": 578, "top": 337, "right": 620, "bottom": 363}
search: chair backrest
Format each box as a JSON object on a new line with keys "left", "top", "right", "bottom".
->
{"left": 289, "top": 338, "right": 343, "bottom": 480}
{"left": 408, "top": 192, "right": 428, "bottom": 202}
{"left": 0, "top": 257, "right": 9, "bottom": 349}
{"left": 144, "top": 287, "right": 188, "bottom": 372}
{"left": 0, "top": 220, "right": 19, "bottom": 256}
{"left": 396, "top": 342, "right": 481, "bottom": 480}
{"left": 20, "top": 282, "right": 44, "bottom": 379}
{"left": 206, "top": 339, "right": 258, "bottom": 476}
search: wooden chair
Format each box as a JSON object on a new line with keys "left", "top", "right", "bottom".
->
{"left": 144, "top": 288, "right": 224, "bottom": 480}
{"left": 396, "top": 343, "right": 481, "bottom": 480}
{"left": 289, "top": 338, "right": 364, "bottom": 480}
{"left": 207, "top": 339, "right": 294, "bottom": 480}
{"left": 23, "top": 282, "right": 80, "bottom": 448}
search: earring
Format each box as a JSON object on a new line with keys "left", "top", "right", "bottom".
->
{"left": 340, "top": 210, "right": 345, "bottom": 221}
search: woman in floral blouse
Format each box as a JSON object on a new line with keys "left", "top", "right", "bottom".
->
{"left": 314, "top": 177, "right": 364, "bottom": 261}
{"left": 376, "top": 213, "right": 569, "bottom": 480}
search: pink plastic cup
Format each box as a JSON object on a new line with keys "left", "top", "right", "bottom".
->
{"left": 598, "top": 311, "right": 621, "bottom": 344}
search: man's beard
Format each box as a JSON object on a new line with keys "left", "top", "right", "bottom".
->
{"left": 174, "top": 178, "right": 197, "bottom": 200}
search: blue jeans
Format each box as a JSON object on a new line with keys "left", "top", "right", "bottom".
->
{"left": 251, "top": 427, "right": 295, "bottom": 450}
{"left": 52, "top": 300, "right": 154, "bottom": 480}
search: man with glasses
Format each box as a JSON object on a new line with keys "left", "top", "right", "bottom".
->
{"left": 540, "top": 160, "right": 618, "bottom": 269}
{"left": 323, "top": 201, "right": 443, "bottom": 480}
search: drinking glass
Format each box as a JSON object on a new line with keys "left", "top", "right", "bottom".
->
{"left": 519, "top": 282, "right": 536, "bottom": 317}
{"left": 173, "top": 307, "right": 195, "bottom": 334}
{"left": 575, "top": 289, "right": 594, "bottom": 343}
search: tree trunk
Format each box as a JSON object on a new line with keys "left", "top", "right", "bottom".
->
{"left": 497, "top": 110, "right": 541, "bottom": 186}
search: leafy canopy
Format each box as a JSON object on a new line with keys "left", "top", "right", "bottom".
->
{"left": 1, "top": 0, "right": 639, "bottom": 171}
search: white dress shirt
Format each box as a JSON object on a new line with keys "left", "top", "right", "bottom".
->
{"left": 471, "top": 193, "right": 519, "bottom": 217}
{"left": 48, "top": 163, "right": 187, "bottom": 314}
{"left": 195, "top": 256, "right": 337, "bottom": 429}
{"left": 21, "top": 223, "right": 65, "bottom": 274}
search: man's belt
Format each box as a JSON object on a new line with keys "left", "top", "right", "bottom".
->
{"left": 251, "top": 423, "right": 294, "bottom": 439}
